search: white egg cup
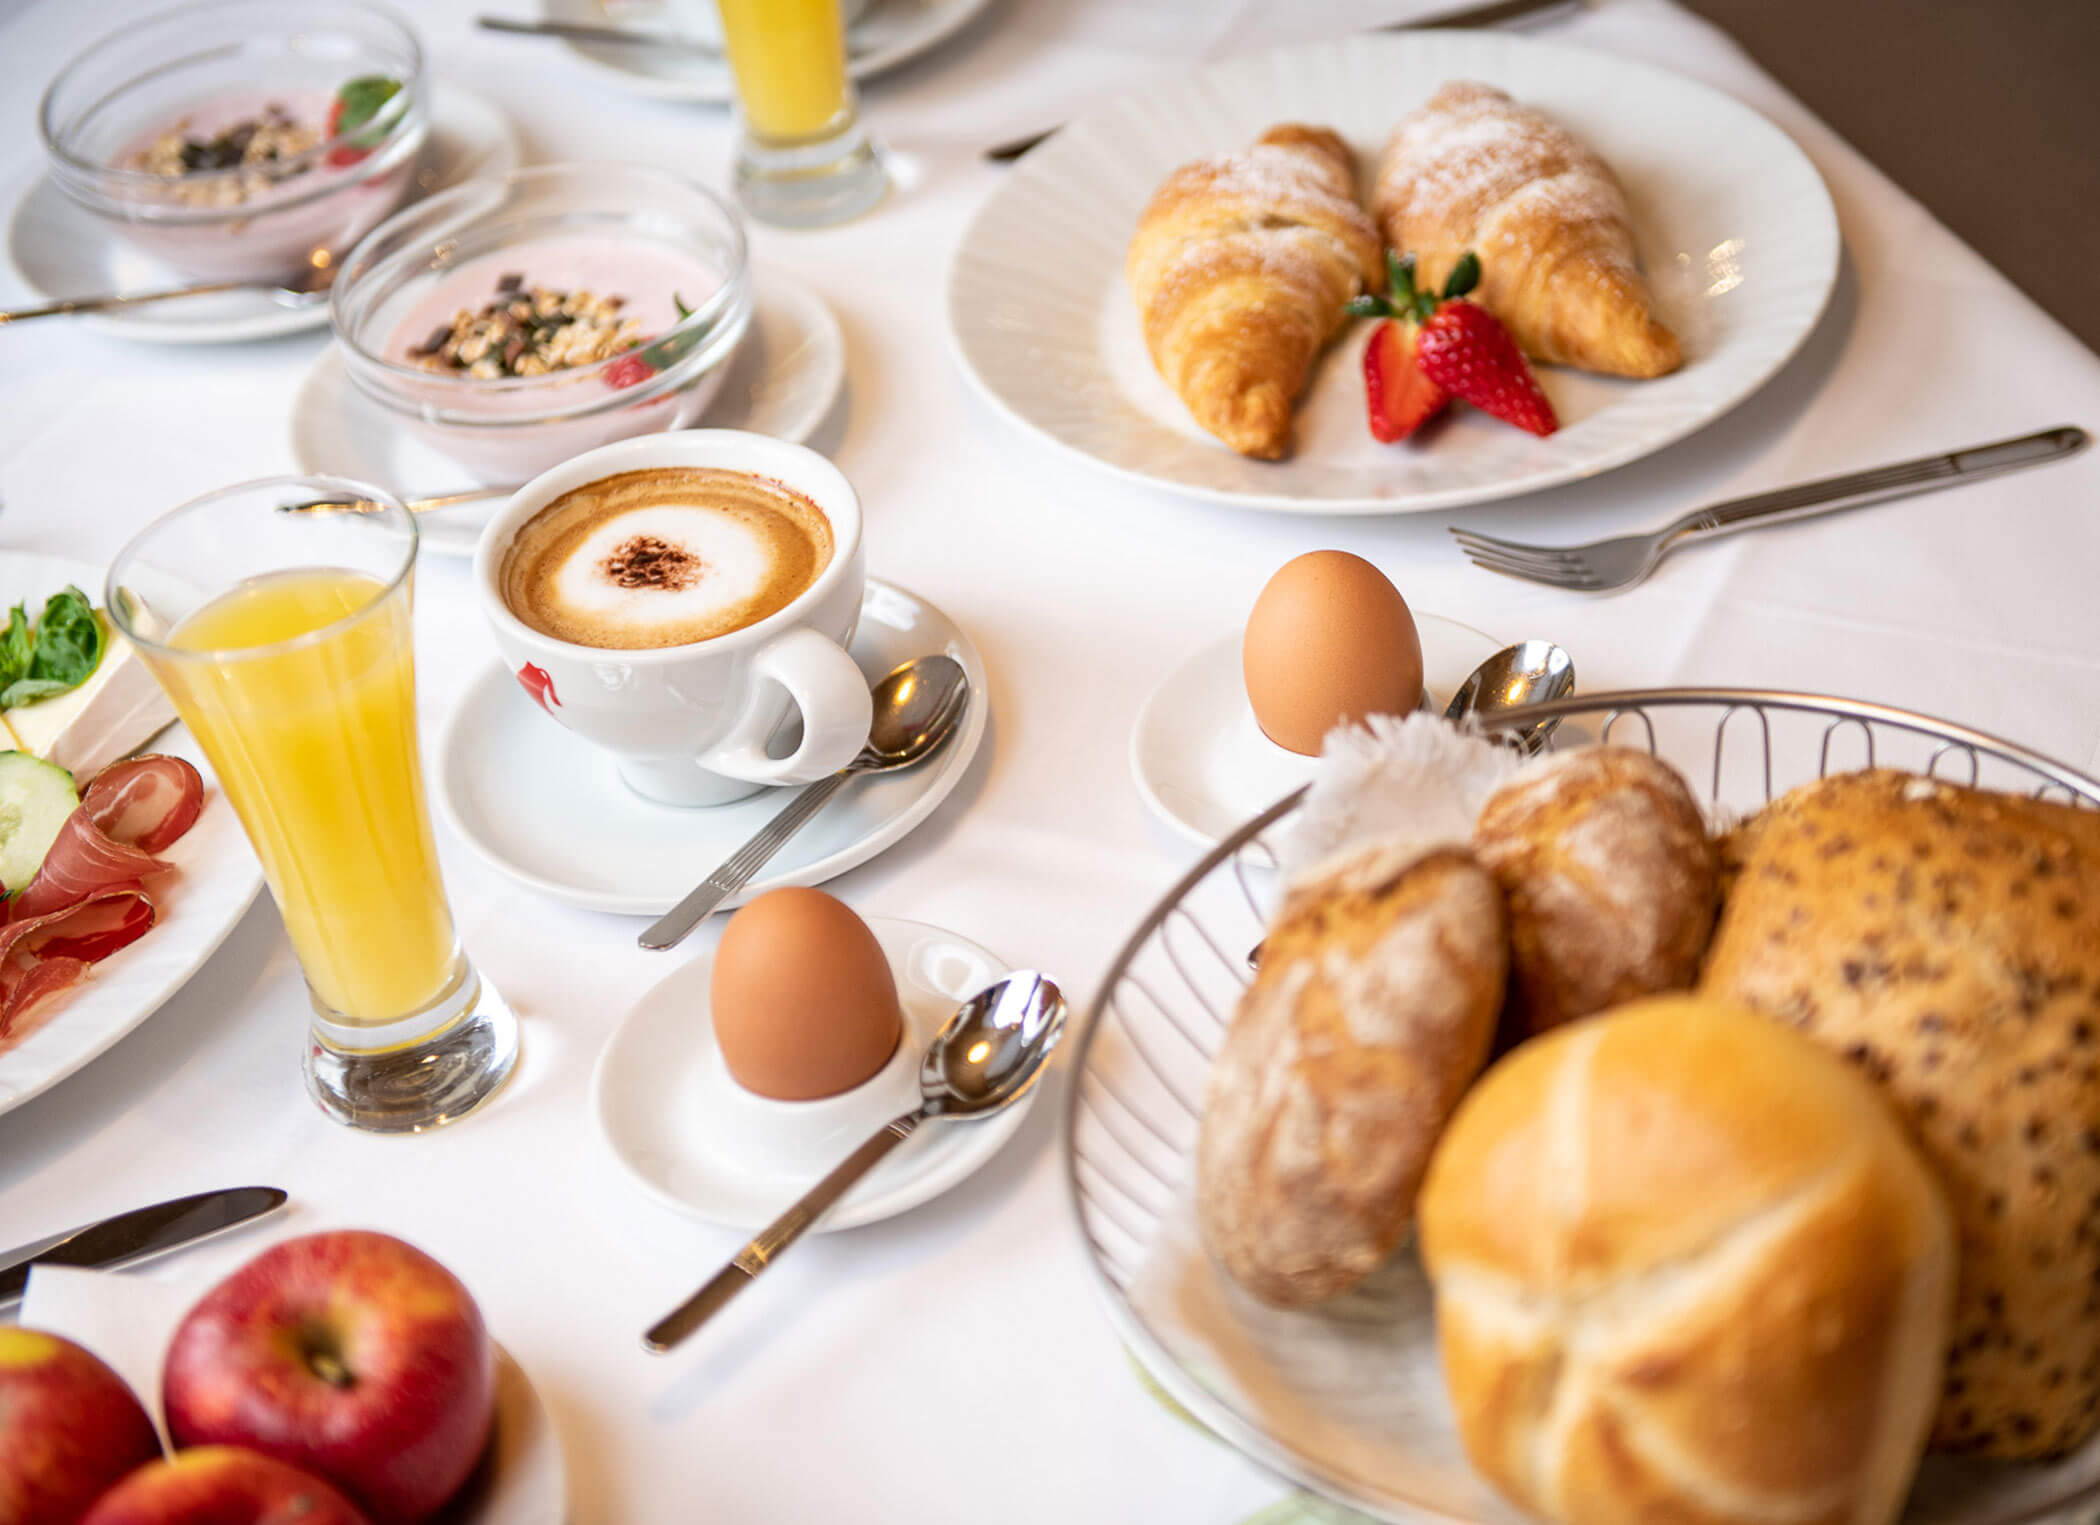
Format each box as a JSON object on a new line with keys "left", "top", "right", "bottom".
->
{"left": 702, "top": 1016, "right": 919, "bottom": 1179}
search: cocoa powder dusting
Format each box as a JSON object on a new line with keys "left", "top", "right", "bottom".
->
{"left": 602, "top": 535, "right": 701, "bottom": 590}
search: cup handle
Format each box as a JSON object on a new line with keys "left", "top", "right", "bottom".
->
{"left": 698, "top": 627, "right": 872, "bottom": 786}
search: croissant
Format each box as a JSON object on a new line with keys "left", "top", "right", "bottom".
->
{"left": 1375, "top": 82, "right": 1680, "bottom": 379}
{"left": 1129, "top": 124, "right": 1383, "bottom": 460}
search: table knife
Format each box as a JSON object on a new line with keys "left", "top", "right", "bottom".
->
{"left": 983, "top": 0, "right": 1584, "bottom": 162}
{"left": 0, "top": 1186, "right": 288, "bottom": 1309}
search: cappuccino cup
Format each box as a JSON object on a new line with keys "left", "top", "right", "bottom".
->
{"left": 476, "top": 431, "right": 871, "bottom": 807}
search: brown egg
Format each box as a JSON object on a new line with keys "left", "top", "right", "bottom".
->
{"left": 1242, "top": 550, "right": 1424, "bottom": 756}
{"left": 711, "top": 888, "right": 904, "bottom": 1101}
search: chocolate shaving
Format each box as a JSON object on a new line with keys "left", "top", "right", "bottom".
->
{"left": 495, "top": 271, "right": 525, "bottom": 293}
{"left": 601, "top": 535, "right": 701, "bottom": 590}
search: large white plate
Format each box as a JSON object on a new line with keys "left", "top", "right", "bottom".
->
{"left": 947, "top": 33, "right": 1841, "bottom": 515}
{"left": 435, "top": 580, "right": 987, "bottom": 915}
{"left": 291, "top": 269, "right": 847, "bottom": 557}
{"left": 540, "top": 0, "right": 996, "bottom": 104}
{"left": 6, "top": 89, "right": 519, "bottom": 346}
{"left": 0, "top": 555, "right": 266, "bottom": 1119}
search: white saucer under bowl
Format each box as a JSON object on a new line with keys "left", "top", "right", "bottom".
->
{"left": 1131, "top": 611, "right": 1501, "bottom": 848}
{"left": 7, "top": 88, "right": 519, "bottom": 346}
{"left": 437, "top": 579, "right": 987, "bottom": 914}
{"left": 592, "top": 916, "right": 1028, "bottom": 1230}
{"left": 292, "top": 269, "right": 845, "bottom": 557}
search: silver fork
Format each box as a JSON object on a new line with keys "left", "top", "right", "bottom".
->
{"left": 1451, "top": 426, "right": 2088, "bottom": 593}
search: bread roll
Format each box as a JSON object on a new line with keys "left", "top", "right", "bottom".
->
{"left": 1419, "top": 997, "right": 1955, "bottom": 1525}
{"left": 1198, "top": 843, "right": 1506, "bottom": 1306}
{"left": 1473, "top": 747, "right": 1719, "bottom": 1036}
{"left": 1702, "top": 769, "right": 2100, "bottom": 1459}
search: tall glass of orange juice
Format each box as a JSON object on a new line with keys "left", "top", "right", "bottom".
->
{"left": 712, "top": 0, "right": 886, "bottom": 226}
{"left": 106, "top": 476, "right": 517, "bottom": 1133}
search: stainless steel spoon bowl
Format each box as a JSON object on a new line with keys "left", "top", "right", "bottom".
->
{"left": 643, "top": 971, "right": 1067, "bottom": 1352}
{"left": 1444, "top": 638, "right": 1576, "bottom": 753}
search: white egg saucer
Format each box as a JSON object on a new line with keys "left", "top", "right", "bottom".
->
{"left": 6, "top": 89, "right": 519, "bottom": 346}
{"left": 591, "top": 917, "right": 1030, "bottom": 1231}
{"left": 292, "top": 268, "right": 846, "bottom": 557}
{"left": 1131, "top": 611, "right": 1501, "bottom": 848}
{"left": 437, "top": 579, "right": 987, "bottom": 915}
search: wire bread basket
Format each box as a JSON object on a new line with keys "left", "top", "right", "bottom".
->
{"left": 1063, "top": 689, "right": 2100, "bottom": 1525}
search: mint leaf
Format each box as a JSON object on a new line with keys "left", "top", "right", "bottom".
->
{"left": 333, "top": 76, "right": 403, "bottom": 150}
{"left": 638, "top": 293, "right": 698, "bottom": 374}
{"left": 2, "top": 586, "right": 102, "bottom": 711}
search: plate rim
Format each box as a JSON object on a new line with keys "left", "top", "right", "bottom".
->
{"left": 945, "top": 30, "right": 1842, "bottom": 516}
{"left": 434, "top": 577, "right": 989, "bottom": 914}
{"left": 588, "top": 913, "right": 1032, "bottom": 1230}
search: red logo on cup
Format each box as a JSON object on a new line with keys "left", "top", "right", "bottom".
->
{"left": 517, "top": 663, "right": 561, "bottom": 714}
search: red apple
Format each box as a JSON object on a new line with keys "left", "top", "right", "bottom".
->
{"left": 80, "top": 1447, "right": 367, "bottom": 1525}
{"left": 0, "top": 1326, "right": 162, "bottom": 1525}
{"left": 161, "top": 1231, "right": 494, "bottom": 1525}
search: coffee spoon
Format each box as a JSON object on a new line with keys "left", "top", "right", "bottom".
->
{"left": 643, "top": 970, "right": 1066, "bottom": 1352}
{"left": 279, "top": 484, "right": 517, "bottom": 517}
{"left": 638, "top": 654, "right": 970, "bottom": 952}
{"left": 0, "top": 259, "right": 338, "bottom": 326}
{"left": 1444, "top": 638, "right": 1576, "bottom": 754}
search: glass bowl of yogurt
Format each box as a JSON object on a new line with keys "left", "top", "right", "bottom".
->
{"left": 37, "top": 0, "right": 428, "bottom": 284}
{"left": 329, "top": 162, "right": 755, "bottom": 478}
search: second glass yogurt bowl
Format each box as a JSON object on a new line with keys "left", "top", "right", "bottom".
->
{"left": 330, "top": 162, "right": 754, "bottom": 479}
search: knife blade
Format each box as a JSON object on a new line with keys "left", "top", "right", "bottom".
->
{"left": 0, "top": 1186, "right": 288, "bottom": 1308}
{"left": 982, "top": 0, "right": 1585, "bottom": 162}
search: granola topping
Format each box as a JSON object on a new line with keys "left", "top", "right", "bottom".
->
{"left": 601, "top": 535, "right": 701, "bottom": 590}
{"left": 409, "top": 274, "right": 646, "bottom": 380}
{"left": 128, "top": 105, "right": 321, "bottom": 208}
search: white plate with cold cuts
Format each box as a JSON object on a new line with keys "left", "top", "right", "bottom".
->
{"left": 291, "top": 269, "right": 846, "bottom": 558}
{"left": 542, "top": 0, "right": 996, "bottom": 104}
{"left": 0, "top": 555, "right": 266, "bottom": 1119}
{"left": 437, "top": 579, "right": 987, "bottom": 915}
{"left": 1131, "top": 610, "right": 1500, "bottom": 848}
{"left": 947, "top": 31, "right": 1840, "bottom": 514}
{"left": 593, "top": 917, "right": 1027, "bottom": 1230}
{"left": 7, "top": 89, "right": 519, "bottom": 346}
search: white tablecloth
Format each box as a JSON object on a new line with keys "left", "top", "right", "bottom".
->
{"left": 3, "top": 0, "right": 2098, "bottom": 1520}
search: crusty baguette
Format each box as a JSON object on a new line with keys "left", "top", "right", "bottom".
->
{"left": 1420, "top": 997, "right": 1954, "bottom": 1525}
{"left": 1129, "top": 124, "right": 1382, "bottom": 460}
{"left": 1197, "top": 842, "right": 1505, "bottom": 1305}
{"left": 1702, "top": 769, "right": 2100, "bottom": 1459}
{"left": 1375, "top": 82, "right": 1680, "bottom": 379}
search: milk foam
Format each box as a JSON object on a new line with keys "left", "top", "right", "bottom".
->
{"left": 550, "top": 505, "right": 772, "bottom": 633}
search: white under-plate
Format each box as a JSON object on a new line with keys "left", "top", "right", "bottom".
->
{"left": 541, "top": 0, "right": 996, "bottom": 103}
{"left": 592, "top": 916, "right": 1027, "bottom": 1230}
{"left": 948, "top": 32, "right": 1840, "bottom": 514}
{"left": 21, "top": 1263, "right": 565, "bottom": 1525}
{"left": 291, "top": 269, "right": 846, "bottom": 558}
{"left": 1131, "top": 612, "right": 1500, "bottom": 847}
{"left": 437, "top": 579, "right": 986, "bottom": 915}
{"left": 0, "top": 555, "right": 266, "bottom": 1119}
{"left": 7, "top": 89, "right": 519, "bottom": 346}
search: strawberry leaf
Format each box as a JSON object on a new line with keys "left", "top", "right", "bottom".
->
{"left": 1441, "top": 251, "right": 1481, "bottom": 301}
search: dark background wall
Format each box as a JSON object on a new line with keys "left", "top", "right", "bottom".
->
{"left": 1682, "top": 0, "right": 2100, "bottom": 352}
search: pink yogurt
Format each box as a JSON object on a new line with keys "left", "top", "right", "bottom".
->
{"left": 109, "top": 87, "right": 417, "bottom": 282}
{"left": 371, "top": 235, "right": 733, "bottom": 478}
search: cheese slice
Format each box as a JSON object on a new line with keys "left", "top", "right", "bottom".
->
{"left": 2, "top": 614, "right": 179, "bottom": 781}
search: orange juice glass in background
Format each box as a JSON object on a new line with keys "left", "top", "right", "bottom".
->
{"left": 712, "top": 0, "right": 886, "bottom": 227}
{"left": 106, "top": 476, "right": 518, "bottom": 1134}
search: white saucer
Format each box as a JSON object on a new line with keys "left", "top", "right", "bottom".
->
{"left": 541, "top": 0, "right": 997, "bottom": 104}
{"left": 1131, "top": 612, "right": 1501, "bottom": 848}
{"left": 437, "top": 579, "right": 987, "bottom": 914}
{"left": 291, "top": 269, "right": 846, "bottom": 557}
{"left": 6, "top": 89, "right": 519, "bottom": 346}
{"left": 592, "top": 916, "right": 1028, "bottom": 1230}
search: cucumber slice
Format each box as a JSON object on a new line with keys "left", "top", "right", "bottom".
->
{"left": 0, "top": 751, "right": 80, "bottom": 893}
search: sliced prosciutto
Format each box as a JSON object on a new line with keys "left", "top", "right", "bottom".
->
{"left": 0, "top": 754, "right": 205, "bottom": 1036}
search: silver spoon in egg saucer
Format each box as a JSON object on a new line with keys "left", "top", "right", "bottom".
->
{"left": 643, "top": 970, "right": 1067, "bottom": 1353}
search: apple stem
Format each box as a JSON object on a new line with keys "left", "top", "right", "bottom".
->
{"left": 308, "top": 1350, "right": 355, "bottom": 1389}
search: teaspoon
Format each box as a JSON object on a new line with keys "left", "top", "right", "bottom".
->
{"left": 0, "top": 259, "right": 338, "bottom": 326}
{"left": 638, "top": 654, "right": 970, "bottom": 951}
{"left": 642, "top": 970, "right": 1068, "bottom": 1352}
{"left": 1444, "top": 638, "right": 1576, "bottom": 754}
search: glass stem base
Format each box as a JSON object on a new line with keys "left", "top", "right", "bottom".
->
{"left": 734, "top": 118, "right": 888, "bottom": 228}
{"left": 305, "top": 961, "right": 519, "bottom": 1134}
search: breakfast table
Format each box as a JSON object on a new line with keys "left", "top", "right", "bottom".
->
{"left": 3, "top": 0, "right": 2099, "bottom": 1520}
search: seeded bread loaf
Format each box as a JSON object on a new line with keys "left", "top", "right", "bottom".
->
{"left": 1701, "top": 769, "right": 2100, "bottom": 1459}
{"left": 1197, "top": 843, "right": 1507, "bottom": 1306}
{"left": 1473, "top": 747, "right": 1719, "bottom": 1036}
{"left": 1419, "top": 998, "right": 1954, "bottom": 1525}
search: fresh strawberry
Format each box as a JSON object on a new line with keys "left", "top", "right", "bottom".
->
{"left": 1346, "top": 253, "right": 1449, "bottom": 443}
{"left": 1410, "top": 253, "right": 1558, "bottom": 436}
{"left": 601, "top": 352, "right": 654, "bottom": 390}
